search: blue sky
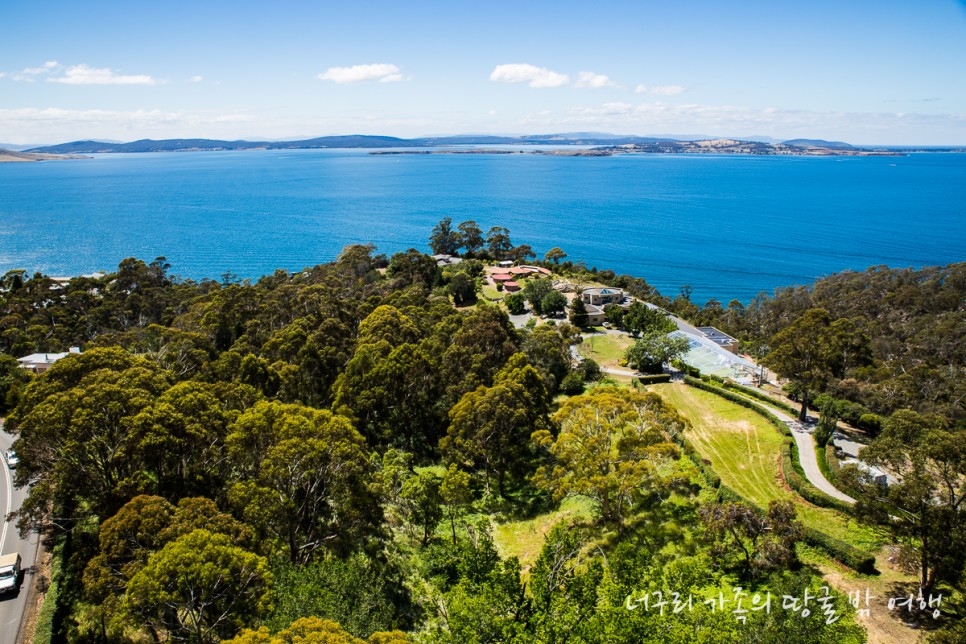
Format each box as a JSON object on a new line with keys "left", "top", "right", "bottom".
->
{"left": 1, "top": 1, "right": 964, "bottom": 144}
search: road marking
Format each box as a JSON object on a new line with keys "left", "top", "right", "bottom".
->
{"left": 0, "top": 455, "right": 10, "bottom": 554}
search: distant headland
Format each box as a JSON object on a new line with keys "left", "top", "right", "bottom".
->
{"left": 23, "top": 134, "right": 964, "bottom": 157}
{"left": 0, "top": 148, "right": 90, "bottom": 163}
{"left": 369, "top": 138, "right": 902, "bottom": 157}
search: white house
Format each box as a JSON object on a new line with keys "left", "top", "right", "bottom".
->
{"left": 17, "top": 347, "right": 81, "bottom": 374}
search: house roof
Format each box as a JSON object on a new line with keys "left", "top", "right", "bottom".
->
{"left": 521, "top": 265, "right": 552, "bottom": 275}
{"left": 697, "top": 326, "right": 738, "bottom": 345}
{"left": 433, "top": 254, "right": 462, "bottom": 266}
{"left": 492, "top": 273, "right": 513, "bottom": 281}
{"left": 583, "top": 287, "right": 623, "bottom": 296}
{"left": 18, "top": 352, "right": 69, "bottom": 366}
{"left": 508, "top": 266, "right": 534, "bottom": 275}
{"left": 504, "top": 281, "right": 520, "bottom": 288}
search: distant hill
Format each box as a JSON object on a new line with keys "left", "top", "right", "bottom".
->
{"left": 782, "top": 138, "right": 854, "bottom": 150}
{"left": 0, "top": 143, "right": 46, "bottom": 152}
{"left": 28, "top": 134, "right": 912, "bottom": 156}
{"left": 28, "top": 134, "right": 689, "bottom": 154}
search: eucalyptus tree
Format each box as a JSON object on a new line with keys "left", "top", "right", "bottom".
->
{"left": 532, "top": 387, "right": 683, "bottom": 524}
{"left": 226, "top": 401, "right": 381, "bottom": 563}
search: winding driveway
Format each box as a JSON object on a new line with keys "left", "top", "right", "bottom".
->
{"left": 731, "top": 392, "right": 856, "bottom": 504}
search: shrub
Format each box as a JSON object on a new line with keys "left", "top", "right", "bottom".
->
{"left": 559, "top": 372, "right": 585, "bottom": 396}
{"left": 33, "top": 537, "right": 65, "bottom": 643}
{"left": 857, "top": 413, "right": 883, "bottom": 435}
{"left": 714, "top": 461, "right": 874, "bottom": 573}
{"left": 686, "top": 376, "right": 855, "bottom": 511}
{"left": 717, "top": 485, "right": 748, "bottom": 505}
{"left": 822, "top": 443, "right": 841, "bottom": 482}
{"left": 504, "top": 292, "right": 525, "bottom": 314}
{"left": 579, "top": 358, "right": 602, "bottom": 382}
{"left": 803, "top": 527, "right": 877, "bottom": 574}
{"left": 666, "top": 426, "right": 721, "bottom": 490}
{"left": 814, "top": 393, "right": 869, "bottom": 427}
{"left": 680, "top": 378, "right": 875, "bottom": 574}
{"left": 672, "top": 359, "right": 700, "bottom": 378}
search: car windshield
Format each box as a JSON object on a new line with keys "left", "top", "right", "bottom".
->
{"left": 0, "top": 570, "right": 14, "bottom": 579}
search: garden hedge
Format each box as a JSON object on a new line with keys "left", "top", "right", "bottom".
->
{"left": 722, "top": 382, "right": 800, "bottom": 416}
{"left": 781, "top": 441, "right": 854, "bottom": 514}
{"left": 637, "top": 373, "right": 672, "bottom": 385}
{"left": 803, "top": 527, "right": 877, "bottom": 574}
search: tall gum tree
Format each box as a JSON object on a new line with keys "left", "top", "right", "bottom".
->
{"left": 532, "top": 386, "right": 683, "bottom": 525}
{"left": 844, "top": 409, "right": 966, "bottom": 597}
{"left": 762, "top": 308, "right": 871, "bottom": 421}
{"left": 226, "top": 401, "right": 381, "bottom": 563}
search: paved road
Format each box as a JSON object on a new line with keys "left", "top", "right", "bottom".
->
{"left": 728, "top": 392, "right": 856, "bottom": 504}
{"left": 0, "top": 422, "right": 41, "bottom": 644}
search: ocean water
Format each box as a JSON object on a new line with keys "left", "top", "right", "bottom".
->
{"left": 1, "top": 149, "right": 964, "bottom": 304}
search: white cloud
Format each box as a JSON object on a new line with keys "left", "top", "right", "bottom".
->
{"left": 575, "top": 71, "right": 617, "bottom": 89}
{"left": 318, "top": 63, "right": 404, "bottom": 84}
{"left": 189, "top": 75, "right": 204, "bottom": 83}
{"left": 635, "top": 84, "right": 686, "bottom": 96}
{"left": 22, "top": 60, "right": 60, "bottom": 75}
{"left": 48, "top": 64, "right": 157, "bottom": 85}
{"left": 490, "top": 63, "right": 569, "bottom": 88}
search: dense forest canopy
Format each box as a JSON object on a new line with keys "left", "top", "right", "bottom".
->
{"left": 702, "top": 263, "right": 964, "bottom": 424}
{"left": 0, "top": 240, "right": 962, "bottom": 642}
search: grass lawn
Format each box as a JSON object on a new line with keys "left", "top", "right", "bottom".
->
{"left": 481, "top": 284, "right": 503, "bottom": 300}
{"left": 491, "top": 496, "right": 596, "bottom": 566}
{"left": 578, "top": 332, "right": 634, "bottom": 367}
{"left": 649, "top": 383, "right": 884, "bottom": 552}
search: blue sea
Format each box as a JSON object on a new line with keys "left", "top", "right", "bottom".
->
{"left": 1, "top": 149, "right": 964, "bottom": 303}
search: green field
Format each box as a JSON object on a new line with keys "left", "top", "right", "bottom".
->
{"left": 481, "top": 284, "right": 504, "bottom": 300}
{"left": 578, "top": 332, "right": 634, "bottom": 367}
{"left": 650, "top": 383, "right": 882, "bottom": 552}
{"left": 491, "top": 496, "right": 595, "bottom": 565}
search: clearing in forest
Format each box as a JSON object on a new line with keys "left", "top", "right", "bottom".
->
{"left": 650, "top": 383, "right": 882, "bottom": 552}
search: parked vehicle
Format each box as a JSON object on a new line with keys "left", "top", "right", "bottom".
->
{"left": 3, "top": 450, "right": 17, "bottom": 469}
{"left": 0, "top": 553, "right": 21, "bottom": 594}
